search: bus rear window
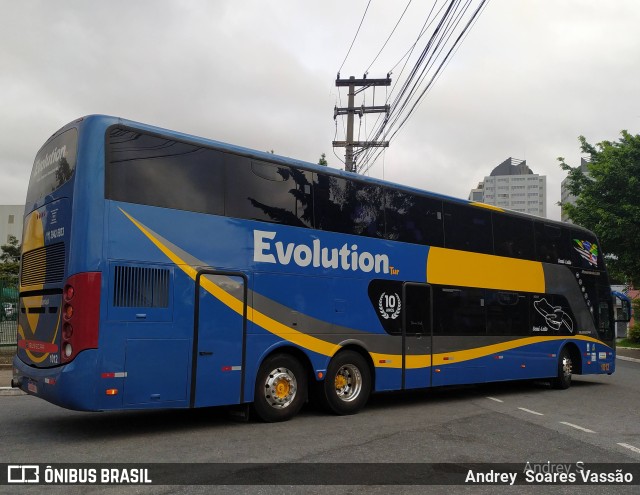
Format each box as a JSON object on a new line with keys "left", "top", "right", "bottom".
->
{"left": 27, "top": 128, "right": 78, "bottom": 204}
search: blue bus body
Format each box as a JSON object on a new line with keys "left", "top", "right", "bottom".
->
{"left": 13, "top": 115, "right": 617, "bottom": 418}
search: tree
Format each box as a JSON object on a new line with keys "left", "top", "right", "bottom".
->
{"left": 0, "top": 235, "right": 20, "bottom": 278}
{"left": 558, "top": 131, "right": 640, "bottom": 284}
{"left": 628, "top": 298, "right": 640, "bottom": 343}
{"left": 318, "top": 153, "right": 328, "bottom": 166}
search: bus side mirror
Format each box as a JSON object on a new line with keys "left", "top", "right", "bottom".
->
{"left": 614, "top": 296, "right": 631, "bottom": 323}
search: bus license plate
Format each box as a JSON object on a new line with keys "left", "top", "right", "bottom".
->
{"left": 28, "top": 382, "right": 37, "bottom": 394}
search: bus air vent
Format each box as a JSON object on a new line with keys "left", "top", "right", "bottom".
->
{"left": 113, "top": 266, "right": 170, "bottom": 308}
{"left": 20, "top": 243, "right": 65, "bottom": 286}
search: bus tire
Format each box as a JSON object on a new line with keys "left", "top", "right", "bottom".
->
{"left": 551, "top": 348, "right": 572, "bottom": 390}
{"left": 321, "top": 350, "right": 371, "bottom": 415}
{"left": 253, "top": 353, "right": 307, "bottom": 422}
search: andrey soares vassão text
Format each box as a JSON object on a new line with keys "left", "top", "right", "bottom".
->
{"left": 465, "top": 463, "right": 635, "bottom": 485}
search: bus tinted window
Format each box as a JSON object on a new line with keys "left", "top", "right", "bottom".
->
{"left": 403, "top": 284, "right": 431, "bottom": 335}
{"left": 596, "top": 284, "right": 613, "bottom": 339}
{"left": 534, "top": 223, "right": 572, "bottom": 264}
{"left": 225, "top": 157, "right": 313, "bottom": 227}
{"left": 27, "top": 128, "right": 78, "bottom": 204}
{"left": 433, "top": 287, "right": 486, "bottom": 335}
{"left": 443, "top": 203, "right": 493, "bottom": 254}
{"left": 493, "top": 213, "right": 535, "bottom": 260}
{"left": 486, "top": 291, "right": 529, "bottom": 335}
{"left": 106, "top": 128, "right": 225, "bottom": 215}
{"left": 314, "top": 174, "right": 384, "bottom": 238}
{"left": 385, "top": 190, "right": 443, "bottom": 246}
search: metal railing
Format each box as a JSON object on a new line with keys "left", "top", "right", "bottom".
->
{"left": 0, "top": 276, "right": 18, "bottom": 349}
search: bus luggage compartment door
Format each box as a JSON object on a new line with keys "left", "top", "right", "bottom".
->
{"left": 192, "top": 270, "right": 247, "bottom": 408}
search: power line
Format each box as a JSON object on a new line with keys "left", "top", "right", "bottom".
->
{"left": 356, "top": 0, "right": 445, "bottom": 163}
{"left": 338, "top": 0, "right": 372, "bottom": 74}
{"left": 358, "top": 0, "right": 490, "bottom": 174}
{"left": 358, "top": 0, "right": 458, "bottom": 170}
{"left": 365, "top": 12, "right": 488, "bottom": 168}
{"left": 387, "top": 0, "right": 491, "bottom": 140}
{"left": 365, "top": 0, "right": 413, "bottom": 74}
{"left": 388, "top": 0, "right": 448, "bottom": 74}
{"left": 387, "top": 0, "right": 485, "bottom": 138}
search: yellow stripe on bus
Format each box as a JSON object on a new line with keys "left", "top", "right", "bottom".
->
{"left": 469, "top": 202, "right": 504, "bottom": 212}
{"left": 426, "top": 247, "right": 545, "bottom": 293}
{"left": 431, "top": 335, "right": 608, "bottom": 366}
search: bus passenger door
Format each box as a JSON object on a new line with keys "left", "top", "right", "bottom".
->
{"left": 192, "top": 270, "right": 247, "bottom": 408}
{"left": 402, "top": 283, "right": 432, "bottom": 390}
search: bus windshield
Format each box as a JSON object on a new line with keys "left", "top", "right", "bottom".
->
{"left": 26, "top": 128, "right": 78, "bottom": 204}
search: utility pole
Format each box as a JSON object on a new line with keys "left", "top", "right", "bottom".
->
{"left": 333, "top": 74, "right": 391, "bottom": 173}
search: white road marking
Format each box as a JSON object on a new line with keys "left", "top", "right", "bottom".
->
{"left": 618, "top": 443, "right": 640, "bottom": 454}
{"left": 559, "top": 421, "right": 595, "bottom": 433}
{"left": 486, "top": 397, "right": 503, "bottom": 403}
{"left": 518, "top": 407, "right": 544, "bottom": 416}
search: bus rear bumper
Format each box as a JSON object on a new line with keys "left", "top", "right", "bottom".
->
{"left": 12, "top": 350, "right": 100, "bottom": 411}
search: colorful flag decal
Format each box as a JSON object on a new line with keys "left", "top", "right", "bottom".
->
{"left": 573, "top": 239, "right": 598, "bottom": 267}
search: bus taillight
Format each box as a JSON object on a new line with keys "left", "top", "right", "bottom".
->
{"left": 61, "top": 272, "right": 101, "bottom": 364}
{"left": 65, "top": 284, "right": 75, "bottom": 301}
{"left": 63, "top": 303, "right": 74, "bottom": 319}
{"left": 62, "top": 322, "right": 73, "bottom": 339}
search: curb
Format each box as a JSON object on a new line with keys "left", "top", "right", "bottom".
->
{"left": 617, "top": 355, "right": 640, "bottom": 364}
{"left": 0, "top": 387, "right": 24, "bottom": 397}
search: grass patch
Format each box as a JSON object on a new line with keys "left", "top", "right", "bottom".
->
{"left": 617, "top": 338, "right": 640, "bottom": 349}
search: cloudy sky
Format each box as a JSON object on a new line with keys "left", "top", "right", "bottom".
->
{"left": 1, "top": 0, "right": 639, "bottom": 220}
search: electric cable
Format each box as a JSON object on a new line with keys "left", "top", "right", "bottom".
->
{"left": 338, "top": 0, "right": 373, "bottom": 74}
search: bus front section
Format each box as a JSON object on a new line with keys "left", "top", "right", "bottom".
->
{"left": 12, "top": 122, "right": 102, "bottom": 410}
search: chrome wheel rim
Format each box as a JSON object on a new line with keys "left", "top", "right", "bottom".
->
{"left": 562, "top": 355, "right": 572, "bottom": 379}
{"left": 263, "top": 367, "right": 297, "bottom": 409}
{"left": 334, "top": 364, "right": 362, "bottom": 402}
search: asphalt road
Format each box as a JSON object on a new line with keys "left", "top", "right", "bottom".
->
{"left": 1, "top": 360, "right": 640, "bottom": 495}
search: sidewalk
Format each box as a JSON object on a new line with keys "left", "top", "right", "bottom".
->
{"left": 616, "top": 347, "right": 640, "bottom": 362}
{"left": 0, "top": 366, "right": 13, "bottom": 387}
{"left": 0, "top": 367, "right": 20, "bottom": 396}
{"left": 1, "top": 367, "right": 12, "bottom": 386}
{"left": 0, "top": 347, "right": 19, "bottom": 395}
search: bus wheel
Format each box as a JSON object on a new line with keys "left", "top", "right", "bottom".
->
{"left": 321, "top": 351, "right": 371, "bottom": 415}
{"left": 551, "top": 349, "right": 572, "bottom": 389}
{"left": 253, "top": 354, "right": 307, "bottom": 422}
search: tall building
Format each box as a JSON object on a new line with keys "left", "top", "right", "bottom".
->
{"left": 468, "top": 158, "right": 547, "bottom": 217}
{"left": 0, "top": 205, "right": 24, "bottom": 245}
{"left": 560, "top": 158, "right": 590, "bottom": 223}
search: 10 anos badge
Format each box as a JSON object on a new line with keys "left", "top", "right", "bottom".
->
{"left": 379, "top": 292, "right": 401, "bottom": 320}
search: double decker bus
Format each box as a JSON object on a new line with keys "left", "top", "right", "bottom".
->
{"left": 12, "top": 115, "right": 631, "bottom": 422}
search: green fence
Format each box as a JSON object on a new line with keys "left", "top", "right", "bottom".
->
{"left": 0, "top": 275, "right": 18, "bottom": 348}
